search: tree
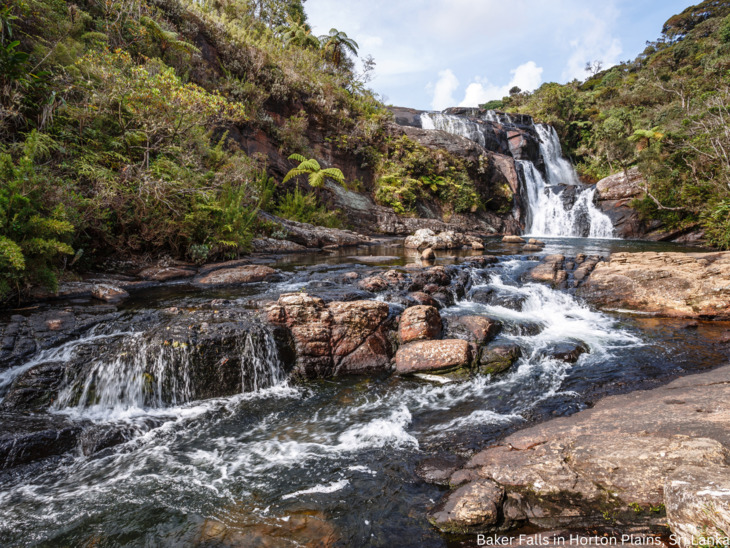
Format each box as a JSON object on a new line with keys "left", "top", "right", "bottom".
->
{"left": 509, "top": 86, "right": 521, "bottom": 96}
{"left": 584, "top": 60, "right": 603, "bottom": 76}
{"left": 319, "top": 28, "right": 358, "bottom": 67}
{"left": 249, "top": 0, "right": 307, "bottom": 28}
{"left": 283, "top": 154, "right": 345, "bottom": 187}
{"left": 277, "top": 16, "right": 319, "bottom": 49}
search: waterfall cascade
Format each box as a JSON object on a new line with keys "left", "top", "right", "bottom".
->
{"left": 420, "top": 110, "right": 615, "bottom": 238}
{"left": 52, "top": 325, "right": 285, "bottom": 417}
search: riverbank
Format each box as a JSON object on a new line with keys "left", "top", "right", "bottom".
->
{"left": 427, "top": 363, "right": 730, "bottom": 546}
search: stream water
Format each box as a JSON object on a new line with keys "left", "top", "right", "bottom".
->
{"left": 0, "top": 238, "right": 728, "bottom": 547}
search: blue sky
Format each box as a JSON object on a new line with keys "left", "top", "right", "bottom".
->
{"left": 306, "top": 0, "right": 694, "bottom": 110}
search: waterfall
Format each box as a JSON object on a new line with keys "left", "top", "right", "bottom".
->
{"left": 419, "top": 110, "right": 615, "bottom": 238}
{"left": 53, "top": 326, "right": 285, "bottom": 417}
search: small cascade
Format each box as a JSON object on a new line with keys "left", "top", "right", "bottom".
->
{"left": 53, "top": 325, "right": 285, "bottom": 416}
{"left": 419, "top": 109, "right": 615, "bottom": 238}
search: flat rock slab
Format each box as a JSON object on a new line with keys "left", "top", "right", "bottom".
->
{"left": 432, "top": 364, "right": 730, "bottom": 535}
{"left": 138, "top": 266, "right": 197, "bottom": 281}
{"left": 579, "top": 251, "right": 730, "bottom": 318}
{"left": 196, "top": 265, "right": 279, "bottom": 285}
{"left": 395, "top": 339, "right": 472, "bottom": 374}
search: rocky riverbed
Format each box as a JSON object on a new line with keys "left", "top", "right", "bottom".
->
{"left": 1, "top": 236, "right": 729, "bottom": 546}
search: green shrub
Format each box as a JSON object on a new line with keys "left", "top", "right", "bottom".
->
{"left": 274, "top": 187, "right": 343, "bottom": 228}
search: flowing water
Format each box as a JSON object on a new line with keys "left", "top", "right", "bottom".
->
{"left": 420, "top": 110, "right": 615, "bottom": 238}
{"left": 0, "top": 239, "right": 728, "bottom": 547}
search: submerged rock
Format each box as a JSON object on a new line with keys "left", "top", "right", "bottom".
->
{"left": 479, "top": 344, "right": 522, "bottom": 374}
{"left": 398, "top": 305, "right": 442, "bottom": 344}
{"left": 91, "top": 284, "right": 129, "bottom": 303}
{"left": 0, "top": 362, "right": 66, "bottom": 412}
{"left": 395, "top": 339, "right": 472, "bottom": 375}
{"left": 0, "top": 413, "right": 83, "bottom": 469}
{"left": 421, "top": 247, "right": 435, "bottom": 260}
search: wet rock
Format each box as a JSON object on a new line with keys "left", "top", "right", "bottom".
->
{"left": 408, "top": 291, "right": 441, "bottom": 309}
{"left": 0, "top": 413, "right": 83, "bottom": 469}
{"left": 544, "top": 342, "right": 588, "bottom": 363}
{"left": 79, "top": 424, "right": 134, "bottom": 456}
{"left": 503, "top": 320, "right": 543, "bottom": 336}
{"left": 665, "top": 466, "right": 730, "bottom": 547}
{"left": 470, "top": 238, "right": 485, "bottom": 250}
{"left": 469, "top": 287, "right": 527, "bottom": 310}
{"left": 434, "top": 363, "right": 730, "bottom": 534}
{"left": 349, "top": 255, "right": 399, "bottom": 264}
{"left": 416, "top": 454, "right": 467, "bottom": 486}
{"left": 410, "top": 266, "right": 452, "bottom": 290}
{"left": 579, "top": 251, "right": 730, "bottom": 319}
{"left": 431, "top": 291, "right": 456, "bottom": 308}
{"left": 395, "top": 339, "right": 473, "bottom": 375}
{"left": 0, "top": 362, "right": 66, "bottom": 412}
{"left": 358, "top": 269, "right": 407, "bottom": 293}
{"left": 343, "top": 271, "right": 359, "bottom": 281}
{"left": 527, "top": 254, "right": 566, "bottom": 287}
{"left": 446, "top": 316, "right": 501, "bottom": 344}
{"left": 463, "top": 255, "right": 499, "bottom": 267}
{"left": 405, "top": 229, "right": 469, "bottom": 250}
{"left": 138, "top": 266, "right": 197, "bottom": 282}
{"left": 521, "top": 244, "right": 543, "bottom": 252}
{"left": 428, "top": 479, "right": 504, "bottom": 533}
{"left": 479, "top": 344, "right": 522, "bottom": 374}
{"left": 399, "top": 305, "right": 442, "bottom": 344}
{"left": 502, "top": 235, "right": 525, "bottom": 244}
{"left": 0, "top": 306, "right": 119, "bottom": 369}
{"left": 527, "top": 239, "right": 545, "bottom": 246}
{"left": 267, "top": 294, "right": 393, "bottom": 378}
{"left": 421, "top": 248, "right": 435, "bottom": 261}
{"left": 91, "top": 284, "right": 129, "bottom": 303}
{"left": 195, "top": 265, "right": 280, "bottom": 285}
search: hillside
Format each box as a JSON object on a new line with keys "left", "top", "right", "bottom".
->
{"left": 496, "top": 0, "right": 730, "bottom": 247}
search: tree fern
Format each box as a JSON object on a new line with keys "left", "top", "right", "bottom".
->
{"left": 283, "top": 154, "right": 345, "bottom": 187}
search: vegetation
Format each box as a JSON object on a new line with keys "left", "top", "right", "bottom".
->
{"left": 0, "top": 0, "right": 384, "bottom": 302}
{"left": 486, "top": 0, "right": 730, "bottom": 246}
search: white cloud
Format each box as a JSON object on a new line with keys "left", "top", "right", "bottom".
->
{"left": 430, "top": 69, "right": 460, "bottom": 110}
{"left": 358, "top": 34, "right": 383, "bottom": 48}
{"left": 560, "top": 4, "right": 623, "bottom": 81}
{"left": 458, "top": 61, "right": 544, "bottom": 107}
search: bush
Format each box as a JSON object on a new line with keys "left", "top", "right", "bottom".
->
{"left": 274, "top": 187, "right": 343, "bottom": 228}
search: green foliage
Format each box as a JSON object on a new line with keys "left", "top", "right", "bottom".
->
{"left": 283, "top": 153, "right": 345, "bottom": 188}
{"left": 0, "top": 131, "right": 74, "bottom": 300}
{"left": 320, "top": 28, "right": 358, "bottom": 67}
{"left": 374, "top": 136, "right": 481, "bottom": 216}
{"left": 274, "top": 187, "right": 342, "bottom": 228}
{"left": 502, "top": 3, "right": 730, "bottom": 247}
{"left": 277, "top": 16, "right": 319, "bottom": 49}
{"left": 479, "top": 99, "right": 504, "bottom": 110}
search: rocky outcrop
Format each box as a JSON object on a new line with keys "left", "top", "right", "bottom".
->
{"left": 266, "top": 293, "right": 394, "bottom": 378}
{"left": 445, "top": 315, "right": 501, "bottom": 345}
{"left": 91, "top": 284, "right": 129, "bottom": 303}
{"left": 478, "top": 344, "right": 522, "bottom": 374}
{"left": 579, "top": 251, "right": 730, "bottom": 318}
{"left": 427, "top": 364, "right": 730, "bottom": 538}
{"left": 595, "top": 168, "right": 647, "bottom": 239}
{"left": 257, "top": 211, "right": 368, "bottom": 248}
{"left": 395, "top": 339, "right": 473, "bottom": 375}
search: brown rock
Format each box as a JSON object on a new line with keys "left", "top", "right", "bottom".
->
{"left": 502, "top": 235, "right": 526, "bottom": 244}
{"left": 521, "top": 244, "right": 543, "bottom": 252}
{"left": 527, "top": 238, "right": 545, "bottom": 246}
{"left": 527, "top": 255, "right": 565, "bottom": 286}
{"left": 409, "top": 292, "right": 441, "bottom": 308}
{"left": 266, "top": 294, "right": 393, "bottom": 378}
{"left": 399, "top": 306, "right": 442, "bottom": 344}
{"left": 579, "top": 251, "right": 730, "bottom": 319}
{"left": 479, "top": 344, "right": 522, "bottom": 374}
{"left": 395, "top": 339, "right": 472, "bottom": 374}
{"left": 196, "top": 265, "right": 279, "bottom": 285}
{"left": 138, "top": 266, "right": 197, "bottom": 282}
{"left": 405, "top": 229, "right": 468, "bottom": 250}
{"left": 428, "top": 479, "right": 504, "bottom": 533}
{"left": 596, "top": 167, "right": 644, "bottom": 201}
{"left": 421, "top": 248, "right": 436, "bottom": 260}
{"left": 91, "top": 284, "right": 129, "bottom": 303}
{"left": 447, "top": 316, "right": 501, "bottom": 344}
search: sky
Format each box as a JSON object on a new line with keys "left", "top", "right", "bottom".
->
{"left": 305, "top": 0, "right": 694, "bottom": 110}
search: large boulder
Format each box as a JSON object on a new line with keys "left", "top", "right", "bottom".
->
{"left": 398, "top": 305, "right": 442, "bottom": 344}
{"left": 595, "top": 168, "right": 648, "bottom": 239}
{"left": 404, "top": 229, "right": 468, "bottom": 250}
{"left": 445, "top": 315, "right": 502, "bottom": 344}
{"left": 196, "top": 265, "right": 280, "bottom": 285}
{"left": 526, "top": 254, "right": 566, "bottom": 287}
{"left": 428, "top": 479, "right": 504, "bottom": 533}
{"left": 478, "top": 344, "right": 522, "bottom": 374}
{"left": 266, "top": 294, "right": 394, "bottom": 378}
{"left": 579, "top": 251, "right": 730, "bottom": 319}
{"left": 395, "top": 339, "right": 473, "bottom": 375}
